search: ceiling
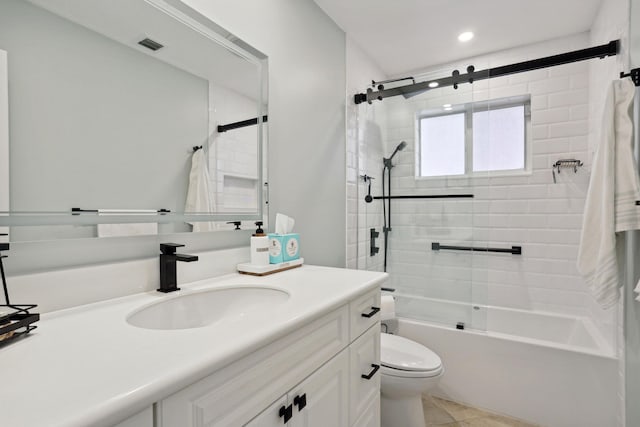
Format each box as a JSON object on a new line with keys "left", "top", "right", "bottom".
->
{"left": 314, "top": 0, "right": 604, "bottom": 77}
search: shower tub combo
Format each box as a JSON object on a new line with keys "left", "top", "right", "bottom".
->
{"left": 393, "top": 298, "right": 618, "bottom": 427}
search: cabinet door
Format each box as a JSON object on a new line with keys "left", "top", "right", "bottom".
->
{"left": 349, "top": 326, "right": 380, "bottom": 426}
{"left": 350, "top": 289, "right": 381, "bottom": 340}
{"left": 159, "top": 306, "right": 349, "bottom": 427}
{"left": 290, "top": 350, "right": 350, "bottom": 427}
{"left": 352, "top": 394, "right": 380, "bottom": 427}
{"left": 113, "top": 406, "right": 153, "bottom": 427}
{"left": 245, "top": 395, "right": 289, "bottom": 427}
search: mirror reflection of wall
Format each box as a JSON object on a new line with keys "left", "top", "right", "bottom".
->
{"left": 0, "top": 0, "right": 267, "bottom": 241}
{"left": 209, "top": 84, "right": 260, "bottom": 214}
{"left": 1, "top": 0, "right": 207, "bottom": 214}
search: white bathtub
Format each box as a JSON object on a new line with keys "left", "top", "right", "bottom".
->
{"left": 394, "top": 304, "right": 619, "bottom": 427}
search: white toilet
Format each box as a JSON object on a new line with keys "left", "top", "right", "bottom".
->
{"left": 380, "top": 332, "right": 444, "bottom": 427}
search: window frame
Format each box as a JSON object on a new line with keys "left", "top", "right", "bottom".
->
{"left": 415, "top": 95, "right": 532, "bottom": 179}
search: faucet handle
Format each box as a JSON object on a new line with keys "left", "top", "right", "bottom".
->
{"left": 160, "top": 243, "right": 185, "bottom": 255}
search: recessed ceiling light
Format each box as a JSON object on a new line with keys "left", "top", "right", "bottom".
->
{"left": 443, "top": 104, "right": 452, "bottom": 108}
{"left": 444, "top": 107, "right": 453, "bottom": 111}
{"left": 458, "top": 31, "right": 474, "bottom": 42}
{"left": 428, "top": 82, "right": 439, "bottom": 88}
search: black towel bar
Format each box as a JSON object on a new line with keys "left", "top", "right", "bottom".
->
{"left": 71, "top": 208, "right": 170, "bottom": 215}
{"left": 370, "top": 194, "right": 473, "bottom": 202}
{"left": 432, "top": 242, "right": 522, "bottom": 255}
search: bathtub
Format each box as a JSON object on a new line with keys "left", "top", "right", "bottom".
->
{"left": 394, "top": 303, "right": 619, "bottom": 427}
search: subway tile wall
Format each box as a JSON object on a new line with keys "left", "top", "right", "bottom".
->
{"left": 209, "top": 84, "right": 260, "bottom": 213}
{"left": 348, "top": 33, "right": 618, "bottom": 349}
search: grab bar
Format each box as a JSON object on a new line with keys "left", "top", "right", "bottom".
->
{"left": 368, "top": 194, "right": 473, "bottom": 203}
{"left": 432, "top": 242, "right": 522, "bottom": 255}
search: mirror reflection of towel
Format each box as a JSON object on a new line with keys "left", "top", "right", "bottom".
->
{"left": 185, "top": 148, "right": 215, "bottom": 232}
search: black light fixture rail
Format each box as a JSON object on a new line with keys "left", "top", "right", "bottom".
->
{"left": 217, "top": 115, "right": 268, "bottom": 133}
{"left": 355, "top": 40, "right": 620, "bottom": 104}
{"left": 432, "top": 242, "right": 522, "bottom": 255}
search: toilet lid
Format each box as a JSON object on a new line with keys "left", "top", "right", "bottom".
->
{"left": 381, "top": 333, "right": 442, "bottom": 372}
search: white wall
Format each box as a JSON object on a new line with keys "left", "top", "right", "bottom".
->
{"left": 626, "top": 1, "right": 640, "bottom": 426}
{"left": 354, "top": 33, "right": 618, "bottom": 348}
{"left": 183, "top": 0, "right": 347, "bottom": 268}
{"left": 0, "top": 50, "right": 8, "bottom": 240}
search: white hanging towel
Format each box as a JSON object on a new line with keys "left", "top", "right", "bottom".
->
{"left": 578, "top": 79, "right": 640, "bottom": 308}
{"left": 185, "top": 148, "right": 216, "bottom": 232}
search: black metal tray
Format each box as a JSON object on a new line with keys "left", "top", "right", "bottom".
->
{"left": 0, "top": 304, "right": 39, "bottom": 345}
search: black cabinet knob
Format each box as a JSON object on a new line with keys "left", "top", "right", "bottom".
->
{"left": 279, "top": 404, "right": 293, "bottom": 423}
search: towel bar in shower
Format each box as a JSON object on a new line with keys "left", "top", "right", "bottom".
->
{"left": 368, "top": 194, "right": 474, "bottom": 202}
{"left": 431, "top": 242, "right": 522, "bottom": 255}
{"left": 217, "top": 115, "right": 268, "bottom": 133}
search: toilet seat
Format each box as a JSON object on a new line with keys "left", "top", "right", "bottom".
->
{"left": 381, "top": 363, "right": 444, "bottom": 378}
{"left": 381, "top": 333, "right": 443, "bottom": 378}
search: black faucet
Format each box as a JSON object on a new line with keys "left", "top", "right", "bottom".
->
{"left": 158, "top": 243, "right": 199, "bottom": 293}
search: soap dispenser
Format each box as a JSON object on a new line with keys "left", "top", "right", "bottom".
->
{"left": 250, "top": 221, "right": 270, "bottom": 266}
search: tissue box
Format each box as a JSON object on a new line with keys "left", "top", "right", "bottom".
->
{"left": 268, "top": 233, "right": 300, "bottom": 263}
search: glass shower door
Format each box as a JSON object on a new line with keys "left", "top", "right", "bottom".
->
{"left": 355, "top": 76, "right": 488, "bottom": 332}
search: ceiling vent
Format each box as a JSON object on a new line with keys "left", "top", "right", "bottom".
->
{"left": 138, "top": 38, "right": 163, "bottom": 51}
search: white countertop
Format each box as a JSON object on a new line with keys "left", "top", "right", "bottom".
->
{"left": 0, "top": 265, "right": 387, "bottom": 427}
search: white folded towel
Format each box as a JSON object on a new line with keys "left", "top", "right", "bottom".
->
{"left": 97, "top": 209, "right": 158, "bottom": 237}
{"left": 184, "top": 148, "right": 215, "bottom": 232}
{"left": 578, "top": 79, "right": 640, "bottom": 309}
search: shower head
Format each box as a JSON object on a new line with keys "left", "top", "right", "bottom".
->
{"left": 384, "top": 141, "right": 407, "bottom": 169}
{"left": 389, "top": 141, "right": 407, "bottom": 160}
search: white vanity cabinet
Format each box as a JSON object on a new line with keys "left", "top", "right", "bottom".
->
{"left": 157, "top": 288, "right": 381, "bottom": 427}
{"left": 114, "top": 407, "right": 154, "bottom": 427}
{"left": 246, "top": 350, "right": 349, "bottom": 427}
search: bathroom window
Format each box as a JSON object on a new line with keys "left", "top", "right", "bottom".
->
{"left": 416, "top": 96, "right": 530, "bottom": 178}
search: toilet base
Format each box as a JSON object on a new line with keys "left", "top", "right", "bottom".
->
{"left": 381, "top": 394, "right": 425, "bottom": 427}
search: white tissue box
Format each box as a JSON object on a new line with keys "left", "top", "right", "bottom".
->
{"left": 268, "top": 233, "right": 300, "bottom": 263}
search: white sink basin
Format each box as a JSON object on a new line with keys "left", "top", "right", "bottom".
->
{"left": 127, "top": 286, "right": 290, "bottom": 330}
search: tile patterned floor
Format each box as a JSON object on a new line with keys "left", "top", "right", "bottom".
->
{"left": 423, "top": 395, "right": 540, "bottom": 427}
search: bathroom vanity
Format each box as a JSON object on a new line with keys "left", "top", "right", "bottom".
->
{"left": 0, "top": 266, "right": 386, "bottom": 427}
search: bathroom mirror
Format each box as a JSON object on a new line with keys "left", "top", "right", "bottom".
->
{"left": 0, "top": 0, "right": 268, "bottom": 240}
